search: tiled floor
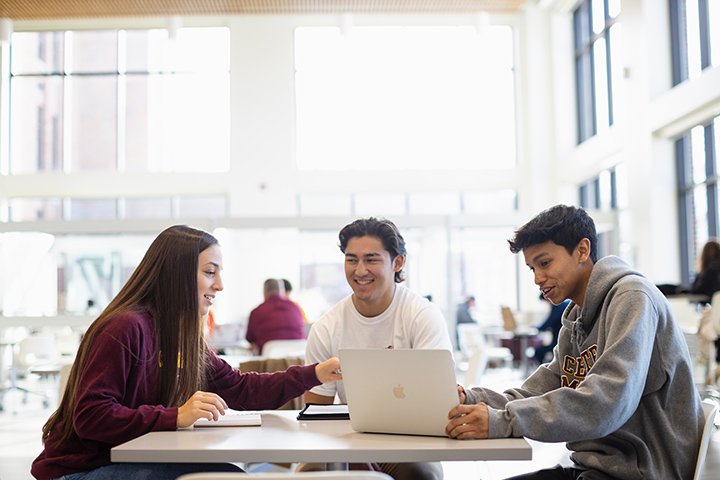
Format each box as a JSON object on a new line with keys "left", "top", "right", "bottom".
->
{"left": 1, "top": 369, "right": 718, "bottom": 480}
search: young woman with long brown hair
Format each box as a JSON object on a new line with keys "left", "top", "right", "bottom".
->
{"left": 32, "top": 225, "right": 341, "bottom": 480}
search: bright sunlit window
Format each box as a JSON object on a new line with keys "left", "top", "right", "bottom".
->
{"left": 9, "top": 27, "right": 230, "bottom": 174}
{"left": 294, "top": 25, "right": 516, "bottom": 171}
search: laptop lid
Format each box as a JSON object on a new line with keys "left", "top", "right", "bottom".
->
{"left": 338, "top": 348, "right": 458, "bottom": 437}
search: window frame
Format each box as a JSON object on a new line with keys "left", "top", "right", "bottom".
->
{"left": 670, "top": 0, "right": 715, "bottom": 86}
{"left": 573, "top": 0, "right": 619, "bottom": 144}
{"left": 7, "top": 27, "right": 231, "bottom": 174}
{"left": 676, "top": 119, "right": 720, "bottom": 286}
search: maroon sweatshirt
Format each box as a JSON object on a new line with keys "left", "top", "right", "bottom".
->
{"left": 245, "top": 294, "right": 306, "bottom": 353}
{"left": 32, "top": 310, "right": 320, "bottom": 480}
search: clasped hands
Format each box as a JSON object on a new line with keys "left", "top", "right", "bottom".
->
{"left": 445, "top": 384, "right": 490, "bottom": 440}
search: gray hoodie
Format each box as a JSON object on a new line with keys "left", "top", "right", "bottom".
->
{"left": 465, "top": 256, "right": 704, "bottom": 479}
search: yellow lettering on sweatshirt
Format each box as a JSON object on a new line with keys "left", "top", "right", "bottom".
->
{"left": 561, "top": 344, "right": 598, "bottom": 389}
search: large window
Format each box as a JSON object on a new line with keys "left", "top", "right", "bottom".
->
{"left": 573, "top": 0, "right": 622, "bottom": 143}
{"left": 7, "top": 195, "right": 228, "bottom": 221}
{"left": 297, "top": 190, "right": 517, "bottom": 217}
{"left": 676, "top": 116, "right": 720, "bottom": 286}
{"left": 578, "top": 166, "right": 620, "bottom": 211}
{"left": 9, "top": 27, "right": 230, "bottom": 174}
{"left": 294, "top": 25, "right": 516, "bottom": 170}
{"left": 670, "top": 0, "right": 720, "bottom": 85}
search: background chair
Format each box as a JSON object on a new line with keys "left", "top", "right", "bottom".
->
{"left": 693, "top": 399, "right": 719, "bottom": 480}
{"left": 457, "top": 323, "right": 513, "bottom": 387}
{"left": 500, "top": 305, "right": 518, "bottom": 332}
{"left": 261, "top": 339, "right": 307, "bottom": 359}
{"left": 178, "top": 472, "right": 393, "bottom": 479}
{"left": 0, "top": 332, "right": 59, "bottom": 410}
{"left": 239, "top": 356, "right": 306, "bottom": 410}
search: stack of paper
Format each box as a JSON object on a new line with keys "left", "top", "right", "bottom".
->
{"left": 194, "top": 410, "right": 262, "bottom": 427}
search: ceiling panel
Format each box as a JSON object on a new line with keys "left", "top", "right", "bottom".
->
{"left": 0, "top": 1, "right": 526, "bottom": 20}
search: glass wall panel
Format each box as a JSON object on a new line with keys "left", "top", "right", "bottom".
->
{"left": 299, "top": 193, "right": 352, "bottom": 216}
{"left": 8, "top": 198, "right": 63, "bottom": 221}
{"left": 450, "top": 227, "right": 519, "bottom": 326}
{"left": 54, "top": 234, "right": 153, "bottom": 314}
{"left": 176, "top": 196, "right": 228, "bottom": 218}
{"left": 9, "top": 27, "right": 230, "bottom": 174}
{"left": 354, "top": 192, "right": 407, "bottom": 217}
{"left": 462, "top": 191, "right": 516, "bottom": 214}
{"left": 408, "top": 192, "right": 461, "bottom": 215}
{"left": 297, "top": 230, "right": 351, "bottom": 323}
{"left": 69, "top": 76, "right": 118, "bottom": 171}
{"left": 146, "top": 74, "right": 230, "bottom": 172}
{"left": 67, "top": 198, "right": 118, "bottom": 220}
{"left": 0, "top": 232, "right": 57, "bottom": 315}
{"left": 123, "top": 198, "right": 173, "bottom": 219}
{"left": 69, "top": 30, "right": 118, "bottom": 73}
{"left": 124, "top": 75, "right": 151, "bottom": 171}
{"left": 574, "top": 0, "right": 621, "bottom": 143}
{"left": 295, "top": 25, "right": 516, "bottom": 170}
{"left": 710, "top": 0, "right": 720, "bottom": 66}
{"left": 9, "top": 76, "right": 64, "bottom": 173}
{"left": 10, "top": 31, "right": 64, "bottom": 74}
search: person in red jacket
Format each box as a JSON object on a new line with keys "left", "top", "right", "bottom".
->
{"left": 246, "top": 278, "right": 306, "bottom": 355}
{"left": 32, "top": 225, "right": 341, "bottom": 480}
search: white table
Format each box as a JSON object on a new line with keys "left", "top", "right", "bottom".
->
{"left": 111, "top": 410, "right": 532, "bottom": 464}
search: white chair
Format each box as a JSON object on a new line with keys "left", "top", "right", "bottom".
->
{"left": 0, "top": 333, "right": 59, "bottom": 409}
{"left": 458, "top": 323, "right": 513, "bottom": 386}
{"left": 261, "top": 339, "right": 307, "bottom": 358}
{"left": 16, "top": 334, "right": 61, "bottom": 374}
{"left": 178, "top": 472, "right": 393, "bottom": 480}
{"left": 694, "top": 399, "right": 719, "bottom": 480}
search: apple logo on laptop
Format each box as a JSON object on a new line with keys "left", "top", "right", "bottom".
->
{"left": 392, "top": 384, "right": 406, "bottom": 399}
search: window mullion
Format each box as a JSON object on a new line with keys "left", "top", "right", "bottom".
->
{"left": 698, "top": 0, "right": 711, "bottom": 69}
{"left": 604, "top": 28, "right": 614, "bottom": 126}
{"left": 706, "top": 123, "right": 718, "bottom": 236}
{"left": 669, "top": 0, "right": 689, "bottom": 85}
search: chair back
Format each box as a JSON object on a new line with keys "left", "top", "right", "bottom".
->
{"left": 710, "top": 291, "right": 720, "bottom": 335}
{"left": 500, "top": 306, "right": 517, "bottom": 332}
{"left": 16, "top": 334, "right": 60, "bottom": 372}
{"left": 178, "top": 471, "right": 393, "bottom": 479}
{"left": 693, "top": 399, "right": 719, "bottom": 480}
{"left": 261, "top": 339, "right": 307, "bottom": 358}
{"left": 239, "top": 356, "right": 305, "bottom": 410}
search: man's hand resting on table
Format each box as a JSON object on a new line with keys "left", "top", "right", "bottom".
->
{"left": 446, "top": 399, "right": 490, "bottom": 440}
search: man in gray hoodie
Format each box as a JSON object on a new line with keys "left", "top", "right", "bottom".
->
{"left": 446, "top": 204, "right": 705, "bottom": 480}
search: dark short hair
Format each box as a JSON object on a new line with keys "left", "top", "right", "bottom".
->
{"left": 338, "top": 217, "right": 407, "bottom": 283}
{"left": 282, "top": 278, "right": 292, "bottom": 293}
{"left": 508, "top": 204, "right": 598, "bottom": 262}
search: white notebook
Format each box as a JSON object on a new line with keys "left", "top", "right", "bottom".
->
{"left": 193, "top": 410, "right": 262, "bottom": 427}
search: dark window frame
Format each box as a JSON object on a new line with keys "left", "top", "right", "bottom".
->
{"left": 670, "top": 0, "right": 715, "bottom": 86}
{"left": 676, "top": 119, "right": 720, "bottom": 287}
{"left": 573, "top": 0, "right": 620, "bottom": 144}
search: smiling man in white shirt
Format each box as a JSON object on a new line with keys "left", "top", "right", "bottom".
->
{"left": 303, "top": 217, "right": 452, "bottom": 480}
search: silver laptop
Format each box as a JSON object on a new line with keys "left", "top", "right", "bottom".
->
{"left": 338, "top": 348, "right": 458, "bottom": 437}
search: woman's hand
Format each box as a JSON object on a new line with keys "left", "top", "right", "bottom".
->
{"left": 315, "top": 357, "right": 343, "bottom": 383}
{"left": 177, "top": 391, "right": 228, "bottom": 428}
